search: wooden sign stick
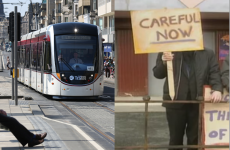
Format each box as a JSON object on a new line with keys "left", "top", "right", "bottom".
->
{"left": 167, "top": 52, "right": 175, "bottom": 100}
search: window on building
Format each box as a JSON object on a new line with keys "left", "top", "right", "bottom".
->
{"left": 109, "top": 15, "right": 114, "bottom": 33}
{"left": 65, "top": 0, "right": 68, "bottom": 5}
{"left": 58, "top": 16, "right": 61, "bottom": 23}
{"left": 99, "top": 18, "right": 103, "bottom": 30}
{"left": 93, "top": 20, "right": 96, "bottom": 25}
{"left": 83, "top": 6, "right": 90, "bottom": 14}
{"left": 93, "top": 0, "right": 97, "bottom": 10}
{"left": 98, "top": 0, "right": 104, "bottom": 7}
{"left": 65, "top": 17, "right": 68, "bottom": 22}
{"left": 58, "top": 3, "right": 61, "bottom": 13}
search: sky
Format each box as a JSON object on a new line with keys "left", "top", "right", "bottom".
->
{"left": 2, "top": 0, "right": 42, "bottom": 17}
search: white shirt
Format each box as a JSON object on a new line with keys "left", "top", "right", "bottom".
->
{"left": 69, "top": 58, "right": 83, "bottom": 64}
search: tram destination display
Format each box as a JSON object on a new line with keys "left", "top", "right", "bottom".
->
{"left": 130, "top": 8, "right": 204, "bottom": 54}
{"left": 61, "top": 35, "right": 91, "bottom": 40}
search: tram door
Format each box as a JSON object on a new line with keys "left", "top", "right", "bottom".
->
{"left": 41, "top": 42, "right": 45, "bottom": 93}
{"left": 31, "top": 43, "right": 37, "bottom": 90}
{"left": 24, "top": 45, "right": 30, "bottom": 86}
{"left": 37, "top": 42, "right": 43, "bottom": 92}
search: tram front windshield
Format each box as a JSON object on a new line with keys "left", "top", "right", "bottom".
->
{"left": 55, "top": 35, "right": 97, "bottom": 72}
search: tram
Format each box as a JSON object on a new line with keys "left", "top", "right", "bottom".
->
{"left": 17, "top": 22, "right": 104, "bottom": 99}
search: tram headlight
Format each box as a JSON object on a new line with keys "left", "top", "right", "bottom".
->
{"left": 74, "top": 29, "right": 78, "bottom": 32}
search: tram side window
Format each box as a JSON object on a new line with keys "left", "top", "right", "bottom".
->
{"left": 37, "top": 43, "right": 42, "bottom": 71}
{"left": 31, "top": 44, "right": 37, "bottom": 70}
{"left": 25, "top": 46, "right": 30, "bottom": 68}
{"left": 22, "top": 46, "right": 25, "bottom": 68}
{"left": 44, "top": 42, "right": 51, "bottom": 72}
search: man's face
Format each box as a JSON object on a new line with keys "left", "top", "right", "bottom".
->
{"left": 74, "top": 53, "right": 78, "bottom": 58}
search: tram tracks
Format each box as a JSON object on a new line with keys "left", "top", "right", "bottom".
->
{"left": 59, "top": 101, "right": 114, "bottom": 144}
{"left": 93, "top": 102, "right": 114, "bottom": 112}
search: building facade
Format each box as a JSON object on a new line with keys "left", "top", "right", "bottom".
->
{"left": 39, "top": 2, "right": 46, "bottom": 28}
{"left": 0, "top": 0, "right": 5, "bottom": 21}
{"left": 98, "top": 0, "right": 115, "bottom": 58}
{"left": 90, "top": 0, "right": 98, "bottom": 24}
{"left": 73, "top": 0, "right": 79, "bottom": 22}
{"left": 77, "top": 0, "right": 90, "bottom": 23}
{"left": 115, "top": 0, "right": 229, "bottom": 97}
{"left": 21, "top": 12, "right": 30, "bottom": 36}
{"left": 55, "top": 0, "right": 62, "bottom": 23}
{"left": 0, "top": 18, "right": 9, "bottom": 44}
{"left": 31, "top": 3, "right": 41, "bottom": 31}
{"left": 45, "top": 0, "right": 55, "bottom": 26}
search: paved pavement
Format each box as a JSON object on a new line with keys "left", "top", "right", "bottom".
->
{"left": 115, "top": 112, "right": 170, "bottom": 149}
{"left": 103, "top": 75, "right": 115, "bottom": 84}
{"left": 0, "top": 99, "right": 46, "bottom": 150}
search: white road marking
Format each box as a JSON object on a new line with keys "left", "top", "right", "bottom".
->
{"left": 42, "top": 116, "right": 105, "bottom": 150}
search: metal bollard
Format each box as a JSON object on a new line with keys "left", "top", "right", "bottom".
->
{"left": 198, "top": 97, "right": 204, "bottom": 150}
{"left": 143, "top": 95, "right": 150, "bottom": 150}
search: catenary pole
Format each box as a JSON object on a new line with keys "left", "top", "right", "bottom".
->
{"left": 11, "top": 25, "right": 14, "bottom": 100}
{"left": 14, "top": 6, "right": 18, "bottom": 105}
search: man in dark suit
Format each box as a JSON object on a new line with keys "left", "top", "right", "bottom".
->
{"left": 221, "top": 54, "right": 229, "bottom": 91}
{"left": 0, "top": 109, "right": 47, "bottom": 147}
{"left": 153, "top": 50, "right": 222, "bottom": 150}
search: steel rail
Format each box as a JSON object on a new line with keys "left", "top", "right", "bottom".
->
{"left": 94, "top": 102, "right": 114, "bottom": 113}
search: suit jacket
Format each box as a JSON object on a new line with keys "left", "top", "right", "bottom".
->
{"left": 153, "top": 49, "right": 223, "bottom": 108}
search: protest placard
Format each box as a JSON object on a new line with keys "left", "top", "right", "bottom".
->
{"left": 203, "top": 86, "right": 229, "bottom": 150}
{"left": 131, "top": 8, "right": 204, "bottom": 100}
{"left": 130, "top": 8, "right": 204, "bottom": 54}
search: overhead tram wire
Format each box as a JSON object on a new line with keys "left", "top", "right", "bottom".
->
{"left": 18, "top": 0, "right": 24, "bottom": 12}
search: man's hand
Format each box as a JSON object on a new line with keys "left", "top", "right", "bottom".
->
{"left": 0, "top": 109, "right": 7, "bottom": 116}
{"left": 211, "top": 91, "right": 222, "bottom": 103}
{"left": 162, "top": 52, "right": 174, "bottom": 63}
